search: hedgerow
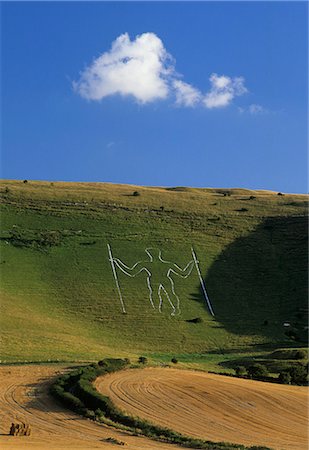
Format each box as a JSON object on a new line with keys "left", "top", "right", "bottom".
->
{"left": 50, "top": 358, "right": 273, "bottom": 450}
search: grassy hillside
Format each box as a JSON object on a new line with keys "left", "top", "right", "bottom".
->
{"left": 0, "top": 180, "right": 307, "bottom": 365}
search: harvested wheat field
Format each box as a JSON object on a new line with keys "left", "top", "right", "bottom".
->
{"left": 95, "top": 367, "right": 309, "bottom": 450}
{"left": 0, "top": 365, "right": 182, "bottom": 450}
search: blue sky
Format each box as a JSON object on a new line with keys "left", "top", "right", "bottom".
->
{"left": 1, "top": 1, "right": 308, "bottom": 193}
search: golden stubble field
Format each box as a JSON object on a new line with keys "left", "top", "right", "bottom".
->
{"left": 0, "top": 365, "right": 182, "bottom": 450}
{"left": 95, "top": 367, "right": 308, "bottom": 450}
{"left": 0, "top": 364, "right": 308, "bottom": 450}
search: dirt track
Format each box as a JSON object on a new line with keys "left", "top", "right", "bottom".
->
{"left": 95, "top": 367, "right": 308, "bottom": 450}
{"left": 0, "top": 365, "right": 182, "bottom": 450}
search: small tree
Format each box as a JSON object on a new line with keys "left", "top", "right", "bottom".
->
{"left": 133, "top": 191, "right": 140, "bottom": 197}
{"left": 278, "top": 371, "right": 291, "bottom": 385}
{"left": 287, "top": 365, "right": 308, "bottom": 385}
{"left": 247, "top": 363, "right": 268, "bottom": 380}
{"left": 98, "top": 360, "right": 108, "bottom": 367}
{"left": 235, "top": 366, "right": 247, "bottom": 377}
{"left": 171, "top": 357, "right": 178, "bottom": 364}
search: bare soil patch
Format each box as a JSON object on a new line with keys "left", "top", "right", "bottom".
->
{"left": 95, "top": 367, "right": 308, "bottom": 450}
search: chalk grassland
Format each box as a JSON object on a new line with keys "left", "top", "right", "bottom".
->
{"left": 0, "top": 180, "right": 307, "bottom": 364}
{"left": 95, "top": 367, "right": 308, "bottom": 450}
{"left": 0, "top": 364, "right": 180, "bottom": 450}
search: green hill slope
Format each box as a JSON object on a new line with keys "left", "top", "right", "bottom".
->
{"left": 0, "top": 180, "right": 307, "bottom": 364}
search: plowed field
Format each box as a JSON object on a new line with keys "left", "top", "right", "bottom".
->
{"left": 95, "top": 367, "right": 308, "bottom": 450}
{"left": 0, "top": 365, "right": 181, "bottom": 450}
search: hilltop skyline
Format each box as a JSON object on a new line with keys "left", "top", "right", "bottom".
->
{"left": 1, "top": 1, "right": 308, "bottom": 193}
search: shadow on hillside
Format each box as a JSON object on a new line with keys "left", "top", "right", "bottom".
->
{"left": 193, "top": 215, "right": 308, "bottom": 341}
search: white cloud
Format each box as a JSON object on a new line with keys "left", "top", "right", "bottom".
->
{"left": 74, "top": 33, "right": 248, "bottom": 110}
{"left": 238, "top": 104, "right": 269, "bottom": 115}
{"left": 248, "top": 103, "right": 267, "bottom": 114}
{"left": 173, "top": 80, "right": 202, "bottom": 107}
{"left": 73, "top": 32, "right": 173, "bottom": 103}
{"left": 203, "top": 73, "right": 247, "bottom": 109}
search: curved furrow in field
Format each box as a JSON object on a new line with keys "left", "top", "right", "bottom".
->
{"left": 95, "top": 367, "right": 308, "bottom": 450}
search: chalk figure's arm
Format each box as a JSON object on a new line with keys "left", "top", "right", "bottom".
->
{"left": 113, "top": 259, "right": 145, "bottom": 277}
{"left": 170, "top": 260, "right": 195, "bottom": 278}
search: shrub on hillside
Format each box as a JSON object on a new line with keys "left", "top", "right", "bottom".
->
{"left": 278, "top": 371, "right": 292, "bottom": 385}
{"left": 171, "top": 357, "right": 178, "bottom": 364}
{"left": 40, "top": 231, "right": 61, "bottom": 247}
{"left": 286, "top": 365, "right": 308, "bottom": 385}
{"left": 98, "top": 360, "right": 107, "bottom": 367}
{"left": 132, "top": 191, "right": 140, "bottom": 197}
{"left": 235, "top": 366, "right": 247, "bottom": 377}
{"left": 138, "top": 356, "right": 148, "bottom": 364}
{"left": 247, "top": 364, "right": 269, "bottom": 380}
{"left": 185, "top": 317, "right": 203, "bottom": 324}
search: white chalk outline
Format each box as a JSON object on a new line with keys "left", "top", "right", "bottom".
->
{"left": 108, "top": 245, "right": 215, "bottom": 317}
{"left": 158, "top": 250, "right": 194, "bottom": 315}
{"left": 108, "top": 245, "right": 194, "bottom": 316}
{"left": 107, "top": 243, "right": 126, "bottom": 313}
{"left": 191, "top": 247, "right": 215, "bottom": 316}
